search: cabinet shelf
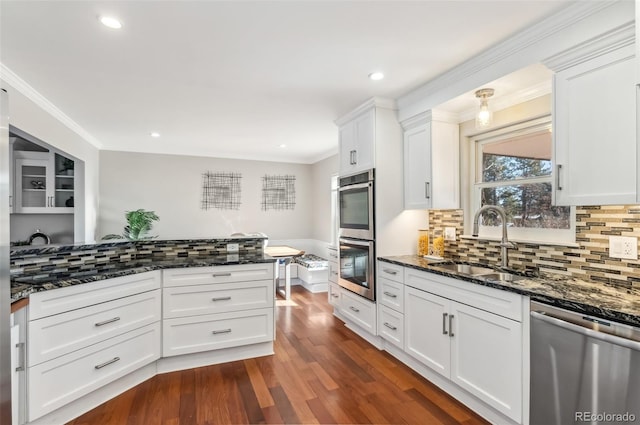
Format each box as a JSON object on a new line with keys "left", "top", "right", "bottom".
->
{"left": 55, "top": 175, "right": 74, "bottom": 179}
{"left": 22, "top": 189, "right": 46, "bottom": 192}
{"left": 22, "top": 174, "right": 46, "bottom": 178}
{"left": 55, "top": 189, "right": 74, "bottom": 192}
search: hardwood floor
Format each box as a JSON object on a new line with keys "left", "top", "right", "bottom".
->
{"left": 67, "top": 286, "right": 489, "bottom": 425}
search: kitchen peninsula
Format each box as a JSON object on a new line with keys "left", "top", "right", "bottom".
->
{"left": 10, "top": 236, "right": 277, "bottom": 425}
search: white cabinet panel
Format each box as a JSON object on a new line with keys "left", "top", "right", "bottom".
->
{"left": 378, "top": 304, "right": 404, "bottom": 350}
{"left": 404, "top": 123, "right": 432, "bottom": 209}
{"left": 163, "top": 263, "right": 274, "bottom": 287}
{"left": 29, "top": 271, "right": 161, "bottom": 320}
{"left": 378, "top": 277, "right": 404, "bottom": 313}
{"left": 29, "top": 289, "right": 161, "bottom": 366}
{"left": 163, "top": 280, "right": 273, "bottom": 318}
{"left": 11, "top": 311, "right": 27, "bottom": 425}
{"left": 554, "top": 44, "right": 636, "bottom": 206}
{"left": 340, "top": 289, "right": 377, "bottom": 334}
{"left": 328, "top": 283, "right": 341, "bottom": 307}
{"left": 163, "top": 308, "right": 274, "bottom": 357}
{"left": 338, "top": 108, "right": 375, "bottom": 175}
{"left": 28, "top": 322, "right": 161, "bottom": 421}
{"left": 450, "top": 301, "right": 522, "bottom": 422}
{"left": 377, "top": 261, "right": 404, "bottom": 283}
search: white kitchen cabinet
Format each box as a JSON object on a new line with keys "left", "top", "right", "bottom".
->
{"left": 338, "top": 107, "right": 375, "bottom": 175}
{"left": 339, "top": 288, "right": 377, "bottom": 335}
{"left": 328, "top": 282, "right": 341, "bottom": 307}
{"left": 11, "top": 308, "right": 27, "bottom": 425}
{"left": 403, "top": 268, "right": 524, "bottom": 423}
{"left": 551, "top": 43, "right": 636, "bottom": 206}
{"left": 402, "top": 110, "right": 459, "bottom": 210}
{"left": 13, "top": 150, "right": 74, "bottom": 214}
{"left": 378, "top": 304, "right": 404, "bottom": 350}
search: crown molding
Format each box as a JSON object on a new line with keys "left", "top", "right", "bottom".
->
{"left": 396, "top": 0, "right": 618, "bottom": 115}
{"left": 0, "top": 63, "right": 103, "bottom": 149}
{"left": 543, "top": 21, "right": 635, "bottom": 71}
{"left": 400, "top": 108, "right": 460, "bottom": 130}
{"left": 335, "top": 97, "right": 396, "bottom": 127}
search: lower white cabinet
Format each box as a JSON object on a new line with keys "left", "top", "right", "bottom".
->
{"left": 328, "top": 283, "right": 341, "bottom": 307}
{"left": 378, "top": 304, "right": 404, "bottom": 349}
{"left": 404, "top": 282, "right": 523, "bottom": 422}
{"left": 11, "top": 309, "right": 27, "bottom": 425}
{"left": 339, "top": 289, "right": 377, "bottom": 335}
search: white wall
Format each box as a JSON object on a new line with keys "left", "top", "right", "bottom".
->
{"left": 310, "top": 154, "right": 338, "bottom": 243}
{"left": 1, "top": 79, "right": 100, "bottom": 243}
{"left": 10, "top": 214, "right": 74, "bottom": 244}
{"left": 98, "top": 150, "right": 315, "bottom": 240}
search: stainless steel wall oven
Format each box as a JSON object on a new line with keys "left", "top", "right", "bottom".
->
{"left": 338, "top": 238, "right": 375, "bottom": 301}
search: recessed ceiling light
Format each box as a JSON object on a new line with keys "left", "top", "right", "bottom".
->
{"left": 150, "top": 132, "right": 160, "bottom": 138}
{"left": 99, "top": 16, "right": 123, "bottom": 29}
{"left": 368, "top": 72, "right": 384, "bottom": 81}
{"left": 279, "top": 144, "right": 287, "bottom": 148}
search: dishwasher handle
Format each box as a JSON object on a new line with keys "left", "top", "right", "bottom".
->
{"left": 531, "top": 311, "right": 640, "bottom": 352}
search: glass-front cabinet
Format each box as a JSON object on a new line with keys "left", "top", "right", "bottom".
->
{"left": 14, "top": 151, "right": 74, "bottom": 213}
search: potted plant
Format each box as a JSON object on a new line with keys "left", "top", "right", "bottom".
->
{"left": 102, "top": 209, "right": 160, "bottom": 240}
{"left": 61, "top": 158, "right": 74, "bottom": 176}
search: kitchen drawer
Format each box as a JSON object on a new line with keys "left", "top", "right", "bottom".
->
{"left": 29, "top": 289, "right": 160, "bottom": 367}
{"left": 378, "top": 304, "right": 404, "bottom": 349}
{"left": 377, "top": 262, "right": 404, "bottom": 283}
{"left": 163, "top": 263, "right": 275, "bottom": 287}
{"left": 379, "top": 277, "right": 404, "bottom": 313}
{"left": 404, "top": 268, "right": 523, "bottom": 322}
{"left": 28, "top": 322, "right": 160, "bottom": 421}
{"left": 162, "top": 308, "right": 274, "bottom": 357}
{"left": 328, "top": 261, "right": 339, "bottom": 283}
{"left": 163, "top": 280, "right": 273, "bottom": 319}
{"left": 29, "top": 271, "right": 161, "bottom": 320}
{"left": 328, "top": 283, "right": 341, "bottom": 307}
{"left": 340, "top": 290, "right": 376, "bottom": 335}
{"left": 327, "top": 247, "right": 339, "bottom": 262}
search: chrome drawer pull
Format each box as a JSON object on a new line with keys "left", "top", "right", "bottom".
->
{"left": 442, "top": 313, "right": 448, "bottom": 335}
{"left": 212, "top": 296, "right": 232, "bottom": 301}
{"left": 212, "top": 329, "right": 232, "bottom": 335}
{"left": 449, "top": 314, "right": 455, "bottom": 338}
{"left": 382, "top": 268, "right": 397, "bottom": 275}
{"left": 330, "top": 253, "right": 338, "bottom": 258}
{"left": 349, "top": 306, "right": 360, "bottom": 313}
{"left": 95, "top": 317, "right": 120, "bottom": 327}
{"left": 383, "top": 322, "right": 397, "bottom": 331}
{"left": 95, "top": 357, "right": 120, "bottom": 369}
{"left": 212, "top": 273, "right": 232, "bottom": 277}
{"left": 331, "top": 294, "right": 340, "bottom": 298}
{"left": 383, "top": 291, "right": 397, "bottom": 298}
{"left": 332, "top": 271, "right": 338, "bottom": 275}
{"left": 15, "top": 342, "right": 25, "bottom": 372}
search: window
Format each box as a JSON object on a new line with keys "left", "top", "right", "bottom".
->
{"left": 471, "top": 117, "right": 574, "bottom": 243}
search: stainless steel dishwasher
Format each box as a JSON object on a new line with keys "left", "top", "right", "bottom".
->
{"left": 530, "top": 301, "right": 640, "bottom": 425}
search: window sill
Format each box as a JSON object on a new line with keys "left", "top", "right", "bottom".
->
{"left": 459, "top": 234, "right": 579, "bottom": 248}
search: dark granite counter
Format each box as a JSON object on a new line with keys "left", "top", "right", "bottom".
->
{"left": 11, "top": 253, "right": 276, "bottom": 303}
{"left": 379, "top": 255, "right": 640, "bottom": 328}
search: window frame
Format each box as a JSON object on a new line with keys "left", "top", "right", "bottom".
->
{"left": 469, "top": 116, "right": 576, "bottom": 245}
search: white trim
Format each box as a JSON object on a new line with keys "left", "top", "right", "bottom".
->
{"left": 0, "top": 63, "right": 103, "bottom": 149}
{"left": 335, "top": 97, "right": 396, "bottom": 126}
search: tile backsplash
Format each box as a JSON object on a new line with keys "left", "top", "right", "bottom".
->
{"left": 429, "top": 206, "right": 640, "bottom": 289}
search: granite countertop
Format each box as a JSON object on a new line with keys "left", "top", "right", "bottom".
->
{"left": 11, "top": 253, "right": 276, "bottom": 303}
{"left": 379, "top": 255, "right": 640, "bottom": 328}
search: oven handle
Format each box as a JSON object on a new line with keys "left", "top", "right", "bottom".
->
{"left": 339, "top": 238, "right": 374, "bottom": 248}
{"left": 339, "top": 182, "right": 371, "bottom": 192}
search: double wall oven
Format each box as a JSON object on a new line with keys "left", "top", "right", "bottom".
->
{"left": 338, "top": 169, "right": 375, "bottom": 301}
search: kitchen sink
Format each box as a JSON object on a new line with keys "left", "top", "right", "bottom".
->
{"left": 434, "top": 263, "right": 495, "bottom": 276}
{"left": 479, "top": 272, "right": 524, "bottom": 282}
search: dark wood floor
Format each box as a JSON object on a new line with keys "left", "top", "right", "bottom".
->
{"left": 67, "top": 286, "right": 489, "bottom": 425}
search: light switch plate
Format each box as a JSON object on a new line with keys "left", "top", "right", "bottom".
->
{"left": 227, "top": 243, "right": 239, "bottom": 253}
{"left": 609, "top": 236, "right": 638, "bottom": 260}
{"left": 444, "top": 227, "right": 456, "bottom": 241}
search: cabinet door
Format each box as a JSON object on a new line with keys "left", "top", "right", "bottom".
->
{"left": 11, "top": 310, "right": 27, "bottom": 425}
{"left": 554, "top": 45, "right": 636, "bottom": 206}
{"left": 14, "top": 157, "right": 50, "bottom": 213}
{"left": 431, "top": 120, "right": 459, "bottom": 209}
{"left": 404, "top": 286, "right": 450, "bottom": 378}
{"left": 449, "top": 301, "right": 522, "bottom": 422}
{"left": 404, "top": 123, "right": 432, "bottom": 209}
{"left": 339, "top": 121, "right": 356, "bottom": 175}
{"left": 353, "top": 108, "right": 375, "bottom": 172}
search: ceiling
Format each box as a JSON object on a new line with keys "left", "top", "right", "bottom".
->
{"left": 0, "top": 1, "right": 572, "bottom": 164}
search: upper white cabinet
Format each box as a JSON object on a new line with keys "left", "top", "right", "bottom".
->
{"left": 402, "top": 110, "right": 459, "bottom": 210}
{"left": 14, "top": 150, "right": 75, "bottom": 214}
{"left": 548, "top": 34, "right": 636, "bottom": 206}
{"left": 336, "top": 99, "right": 396, "bottom": 176}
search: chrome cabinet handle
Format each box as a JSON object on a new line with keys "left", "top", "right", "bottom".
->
{"left": 425, "top": 182, "right": 431, "bottom": 199}
{"left": 329, "top": 253, "right": 338, "bottom": 258}
{"left": 556, "top": 164, "right": 562, "bottom": 191}
{"left": 382, "top": 268, "right": 397, "bottom": 275}
{"left": 331, "top": 293, "right": 339, "bottom": 298}
{"left": 212, "top": 273, "right": 232, "bottom": 277}
{"left": 95, "top": 317, "right": 120, "bottom": 327}
{"left": 212, "top": 296, "right": 231, "bottom": 301}
{"left": 442, "top": 312, "right": 448, "bottom": 335}
{"left": 352, "top": 150, "right": 357, "bottom": 165}
{"left": 95, "top": 357, "right": 120, "bottom": 369}
{"left": 15, "top": 342, "right": 25, "bottom": 372}
{"left": 383, "top": 322, "right": 397, "bottom": 331}
{"left": 212, "top": 329, "right": 232, "bottom": 335}
{"left": 383, "top": 291, "right": 397, "bottom": 298}
{"left": 9, "top": 195, "right": 12, "bottom": 208}
{"left": 349, "top": 306, "right": 360, "bottom": 313}
{"left": 449, "top": 314, "right": 455, "bottom": 338}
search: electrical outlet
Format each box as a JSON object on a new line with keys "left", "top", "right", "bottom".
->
{"left": 609, "top": 236, "right": 638, "bottom": 260}
{"left": 226, "top": 243, "right": 239, "bottom": 253}
{"left": 444, "top": 227, "right": 456, "bottom": 241}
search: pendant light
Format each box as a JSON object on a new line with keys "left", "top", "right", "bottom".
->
{"left": 475, "top": 88, "right": 495, "bottom": 129}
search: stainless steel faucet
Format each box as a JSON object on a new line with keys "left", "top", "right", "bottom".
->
{"left": 472, "top": 205, "right": 517, "bottom": 268}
